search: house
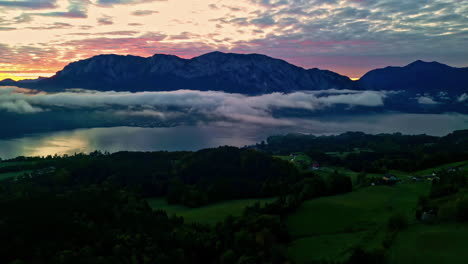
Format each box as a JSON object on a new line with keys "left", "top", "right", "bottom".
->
{"left": 381, "top": 174, "right": 398, "bottom": 185}
{"left": 310, "top": 162, "right": 320, "bottom": 170}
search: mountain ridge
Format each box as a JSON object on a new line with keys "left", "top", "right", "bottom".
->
{"left": 358, "top": 60, "right": 468, "bottom": 95}
{"left": 1, "top": 52, "right": 467, "bottom": 96}
{"left": 1, "top": 52, "right": 356, "bottom": 94}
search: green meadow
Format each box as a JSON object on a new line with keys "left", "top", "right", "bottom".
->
{"left": 0, "top": 161, "right": 35, "bottom": 181}
{"left": 389, "top": 223, "right": 468, "bottom": 264}
{"left": 144, "top": 160, "right": 468, "bottom": 263}
{"left": 413, "top": 160, "right": 468, "bottom": 176}
{"left": 147, "top": 197, "right": 275, "bottom": 225}
{"left": 286, "top": 182, "right": 430, "bottom": 263}
{"left": 0, "top": 170, "right": 32, "bottom": 181}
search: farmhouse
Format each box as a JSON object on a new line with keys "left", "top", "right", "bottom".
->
{"left": 310, "top": 162, "right": 320, "bottom": 170}
{"left": 381, "top": 174, "right": 398, "bottom": 185}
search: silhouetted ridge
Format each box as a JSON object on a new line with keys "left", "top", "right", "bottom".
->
{"left": 0, "top": 52, "right": 355, "bottom": 94}
{"left": 1, "top": 54, "right": 467, "bottom": 96}
{"left": 358, "top": 60, "right": 468, "bottom": 94}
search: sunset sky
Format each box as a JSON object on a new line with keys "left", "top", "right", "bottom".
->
{"left": 0, "top": 0, "right": 467, "bottom": 80}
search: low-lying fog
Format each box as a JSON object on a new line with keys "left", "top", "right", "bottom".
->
{"left": 0, "top": 86, "right": 467, "bottom": 159}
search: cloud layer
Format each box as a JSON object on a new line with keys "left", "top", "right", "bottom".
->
{"left": 0, "top": 87, "right": 387, "bottom": 125}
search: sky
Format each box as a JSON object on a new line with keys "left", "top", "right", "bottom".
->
{"left": 0, "top": 0, "right": 467, "bottom": 81}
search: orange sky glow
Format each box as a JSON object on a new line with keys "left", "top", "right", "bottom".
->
{"left": 1, "top": 0, "right": 467, "bottom": 81}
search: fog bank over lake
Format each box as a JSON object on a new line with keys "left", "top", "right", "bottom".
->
{"left": 0, "top": 113, "right": 467, "bottom": 159}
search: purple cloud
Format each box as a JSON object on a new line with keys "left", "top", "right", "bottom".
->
{"left": 97, "top": 0, "right": 166, "bottom": 6}
{"left": 0, "top": 0, "right": 57, "bottom": 10}
{"left": 131, "top": 10, "right": 159, "bottom": 16}
{"left": 97, "top": 15, "right": 114, "bottom": 25}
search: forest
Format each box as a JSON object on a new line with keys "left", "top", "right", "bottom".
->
{"left": 255, "top": 130, "right": 468, "bottom": 172}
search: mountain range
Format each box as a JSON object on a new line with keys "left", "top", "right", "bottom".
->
{"left": 359, "top": 60, "right": 468, "bottom": 95}
{"left": 1, "top": 52, "right": 467, "bottom": 97}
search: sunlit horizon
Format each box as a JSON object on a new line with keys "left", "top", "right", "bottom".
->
{"left": 1, "top": 0, "right": 466, "bottom": 82}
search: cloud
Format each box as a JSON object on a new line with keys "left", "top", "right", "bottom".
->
{"left": 0, "top": 100, "right": 42, "bottom": 113}
{"left": 27, "top": 0, "right": 89, "bottom": 19}
{"left": 0, "top": 88, "right": 388, "bottom": 125}
{"left": 26, "top": 22, "right": 73, "bottom": 30}
{"left": 38, "top": 10, "right": 87, "bottom": 18}
{"left": 458, "top": 93, "right": 468, "bottom": 103}
{"left": 417, "top": 96, "right": 439, "bottom": 105}
{"left": 131, "top": 10, "right": 159, "bottom": 16}
{"left": 0, "top": 27, "right": 16, "bottom": 31}
{"left": 0, "top": 0, "right": 57, "bottom": 10}
{"left": 97, "top": 15, "right": 114, "bottom": 25}
{"left": 66, "top": 30, "right": 139, "bottom": 36}
{"left": 319, "top": 91, "right": 386, "bottom": 106}
{"left": 97, "top": 0, "right": 165, "bottom": 6}
{"left": 251, "top": 16, "right": 276, "bottom": 27}
{"left": 0, "top": 87, "right": 43, "bottom": 113}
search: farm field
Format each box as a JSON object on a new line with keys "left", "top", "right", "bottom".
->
{"left": 0, "top": 161, "right": 30, "bottom": 169}
{"left": 286, "top": 182, "right": 430, "bottom": 263}
{"left": 325, "top": 149, "right": 373, "bottom": 159}
{"left": 0, "top": 160, "right": 40, "bottom": 181}
{"left": 147, "top": 197, "right": 275, "bottom": 225}
{"left": 0, "top": 170, "right": 32, "bottom": 181}
{"left": 389, "top": 224, "right": 468, "bottom": 264}
{"left": 413, "top": 160, "right": 468, "bottom": 176}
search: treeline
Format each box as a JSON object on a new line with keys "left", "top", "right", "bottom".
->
{"left": 3, "top": 146, "right": 357, "bottom": 208}
{"left": 3, "top": 147, "right": 303, "bottom": 207}
{"left": 416, "top": 168, "right": 468, "bottom": 223}
{"left": 255, "top": 130, "right": 468, "bottom": 173}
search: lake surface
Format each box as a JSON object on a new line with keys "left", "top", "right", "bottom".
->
{"left": 0, "top": 113, "right": 467, "bottom": 159}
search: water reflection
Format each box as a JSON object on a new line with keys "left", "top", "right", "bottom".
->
{"left": 0, "top": 113, "right": 467, "bottom": 159}
{"left": 0, "top": 126, "right": 264, "bottom": 159}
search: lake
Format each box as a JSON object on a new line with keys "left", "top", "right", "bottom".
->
{"left": 0, "top": 113, "right": 467, "bottom": 159}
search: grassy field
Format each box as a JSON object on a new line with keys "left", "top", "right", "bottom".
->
{"left": 147, "top": 198, "right": 275, "bottom": 225}
{"left": 0, "top": 161, "right": 30, "bottom": 168}
{"left": 389, "top": 224, "right": 468, "bottom": 264}
{"left": 0, "top": 161, "right": 35, "bottom": 181}
{"left": 0, "top": 170, "right": 32, "bottom": 181}
{"left": 0, "top": 160, "right": 51, "bottom": 182}
{"left": 275, "top": 153, "right": 312, "bottom": 171}
{"left": 325, "top": 149, "right": 373, "bottom": 159}
{"left": 286, "top": 182, "right": 430, "bottom": 263}
{"left": 413, "top": 160, "right": 468, "bottom": 176}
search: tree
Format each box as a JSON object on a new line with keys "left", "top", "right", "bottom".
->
{"left": 328, "top": 171, "right": 352, "bottom": 195}
{"left": 387, "top": 213, "right": 408, "bottom": 232}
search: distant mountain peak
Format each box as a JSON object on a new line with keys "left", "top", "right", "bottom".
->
{"left": 406, "top": 60, "right": 447, "bottom": 68}
{"left": 359, "top": 59, "right": 468, "bottom": 94}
